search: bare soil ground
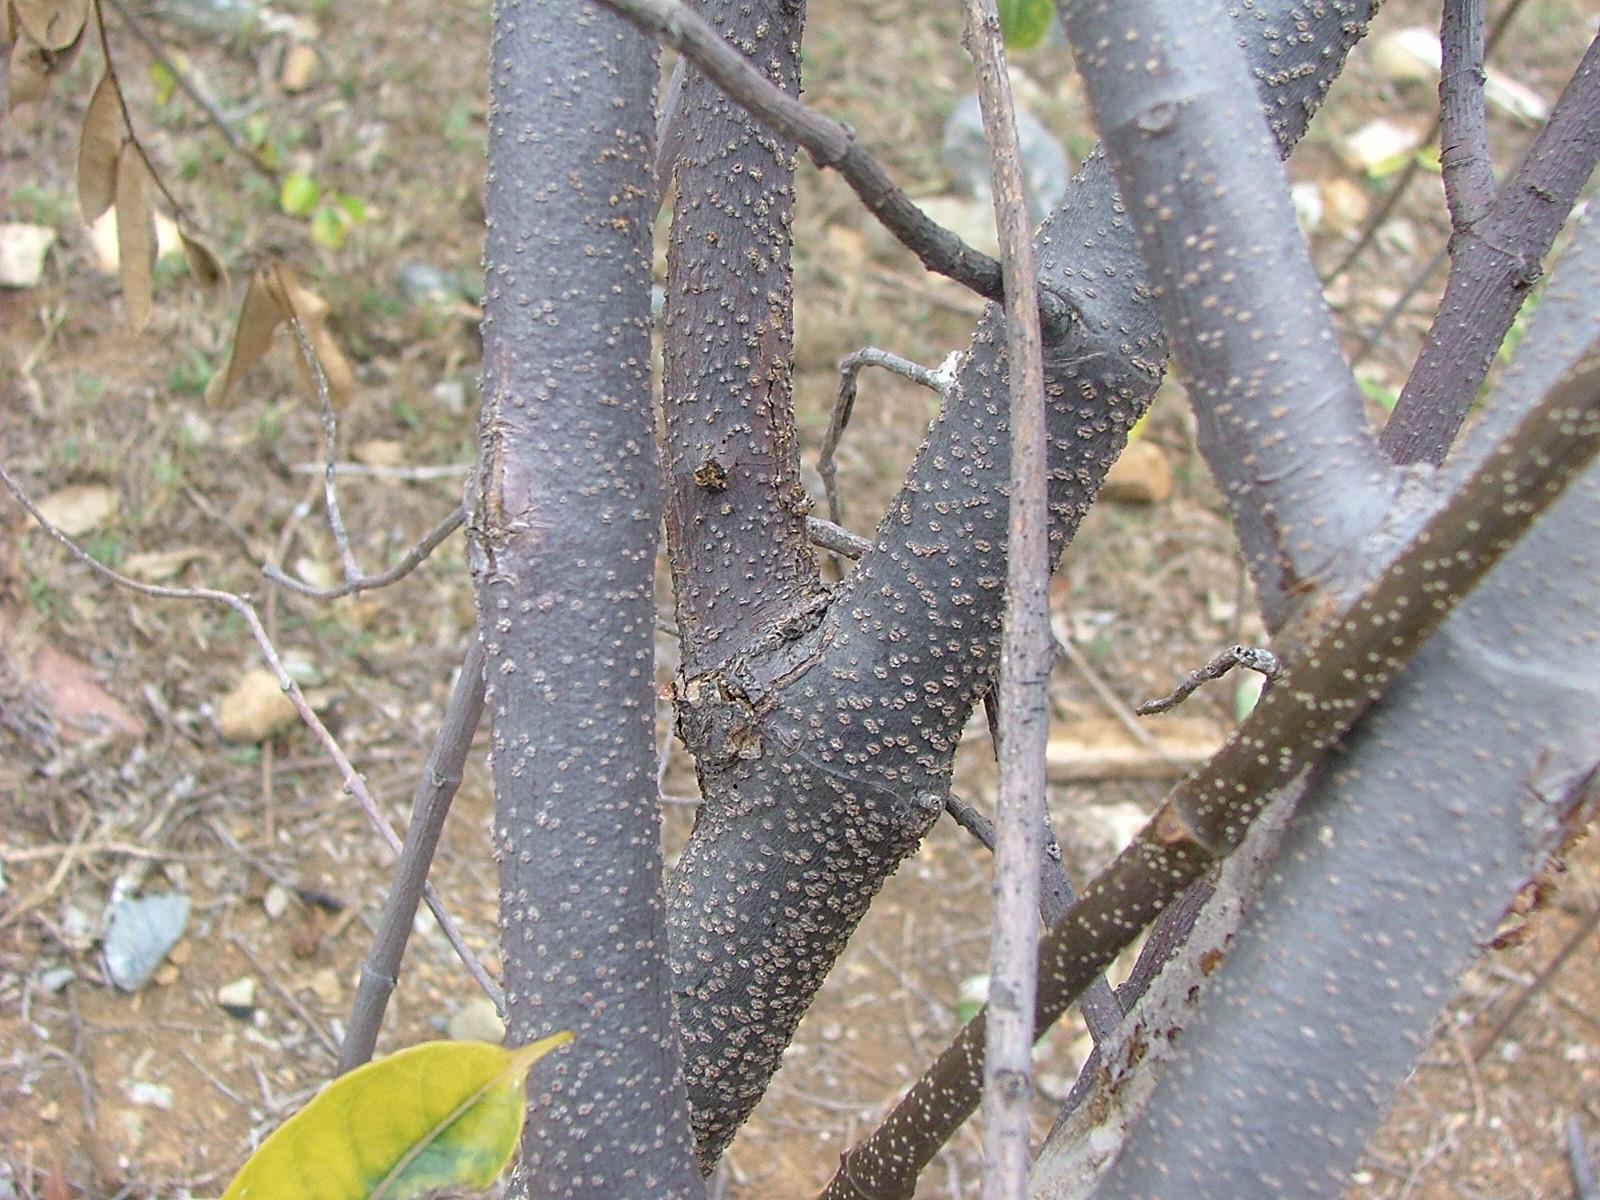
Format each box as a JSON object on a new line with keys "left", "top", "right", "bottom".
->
{"left": 2, "top": 1, "right": 1596, "bottom": 1198}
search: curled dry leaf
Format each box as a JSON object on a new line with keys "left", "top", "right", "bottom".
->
{"left": 8, "top": 35, "right": 53, "bottom": 107}
{"left": 207, "top": 267, "right": 289, "bottom": 406}
{"left": 12, "top": 0, "right": 87, "bottom": 52}
{"left": 179, "top": 230, "right": 226, "bottom": 288}
{"left": 114, "top": 141, "right": 155, "bottom": 332}
{"left": 208, "top": 261, "right": 353, "bottom": 406}
{"left": 77, "top": 72, "right": 123, "bottom": 223}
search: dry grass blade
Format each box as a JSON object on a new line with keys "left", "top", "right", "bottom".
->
{"left": 77, "top": 71, "right": 122, "bottom": 221}
{"left": 13, "top": 0, "right": 87, "bottom": 51}
{"left": 114, "top": 139, "right": 155, "bottom": 331}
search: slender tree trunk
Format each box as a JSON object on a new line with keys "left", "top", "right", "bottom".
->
{"left": 475, "top": 2, "right": 700, "bottom": 1194}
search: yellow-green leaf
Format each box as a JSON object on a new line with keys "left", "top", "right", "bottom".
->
{"left": 279, "top": 171, "right": 320, "bottom": 216}
{"left": 222, "top": 1035, "right": 572, "bottom": 1200}
{"left": 997, "top": 0, "right": 1053, "bottom": 50}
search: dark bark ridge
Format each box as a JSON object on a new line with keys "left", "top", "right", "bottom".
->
{"left": 474, "top": 3, "right": 700, "bottom": 1195}
{"left": 664, "top": 0, "right": 1379, "bottom": 1162}
{"left": 661, "top": 0, "right": 819, "bottom": 680}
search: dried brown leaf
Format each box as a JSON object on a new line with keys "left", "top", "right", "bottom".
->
{"left": 207, "top": 266, "right": 289, "bottom": 406}
{"left": 12, "top": 0, "right": 84, "bottom": 51}
{"left": 114, "top": 141, "right": 155, "bottom": 332}
{"left": 180, "top": 229, "right": 226, "bottom": 288}
{"left": 8, "top": 33, "right": 50, "bottom": 107}
{"left": 77, "top": 71, "right": 122, "bottom": 222}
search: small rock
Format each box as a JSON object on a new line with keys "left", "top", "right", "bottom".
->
{"left": 28, "top": 643, "right": 146, "bottom": 741}
{"left": 147, "top": 0, "right": 259, "bottom": 37}
{"left": 446, "top": 995, "right": 505, "bottom": 1043}
{"left": 1101, "top": 440, "right": 1172, "bottom": 505}
{"left": 152, "top": 963, "right": 181, "bottom": 987}
{"left": 123, "top": 547, "right": 207, "bottom": 583}
{"left": 292, "top": 555, "right": 339, "bottom": 591}
{"left": 911, "top": 195, "right": 998, "bottom": 258}
{"left": 432, "top": 378, "right": 468, "bottom": 414}
{"left": 217, "top": 975, "right": 257, "bottom": 1018}
{"left": 103, "top": 893, "right": 190, "bottom": 991}
{"left": 307, "top": 966, "right": 343, "bottom": 1006}
{"left": 0, "top": 223, "right": 57, "bottom": 288}
{"left": 217, "top": 669, "right": 298, "bottom": 743}
{"left": 396, "top": 260, "right": 463, "bottom": 306}
{"left": 124, "top": 1081, "right": 174, "bottom": 1109}
{"left": 263, "top": 882, "right": 292, "bottom": 920}
{"left": 1370, "top": 27, "right": 1440, "bottom": 87}
{"left": 87, "top": 208, "right": 181, "bottom": 273}
{"left": 38, "top": 965, "right": 76, "bottom": 992}
{"left": 1290, "top": 181, "right": 1323, "bottom": 236}
{"left": 353, "top": 439, "right": 406, "bottom": 468}
{"left": 279, "top": 41, "right": 319, "bottom": 92}
{"left": 942, "top": 92, "right": 1070, "bottom": 223}
{"left": 1338, "top": 118, "right": 1426, "bottom": 176}
{"left": 34, "top": 483, "right": 116, "bottom": 536}
{"left": 1319, "top": 177, "right": 1370, "bottom": 238}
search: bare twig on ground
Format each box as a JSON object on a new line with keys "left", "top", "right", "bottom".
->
{"left": 1474, "top": 901, "right": 1600, "bottom": 1060}
{"left": 0, "top": 462, "right": 499, "bottom": 1003}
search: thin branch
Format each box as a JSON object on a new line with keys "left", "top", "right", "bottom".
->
{"left": 590, "top": 0, "right": 1076, "bottom": 334}
{"left": 1382, "top": 32, "right": 1600, "bottom": 465}
{"left": 1322, "top": 0, "right": 1532, "bottom": 285}
{"left": 804, "top": 515, "right": 872, "bottom": 560}
{"left": 1438, "top": 0, "right": 1498, "bottom": 230}
{"left": 1063, "top": 0, "right": 1398, "bottom": 629}
{"left": 820, "top": 338, "right": 1600, "bottom": 1198}
{"left": 1570, "top": 1115, "right": 1599, "bottom": 1200}
{"left": 959, "top": 4, "right": 1051, "bottom": 1195}
{"left": 263, "top": 506, "right": 464, "bottom": 599}
{"left": 941, "top": 794, "right": 1123, "bottom": 1046}
{"left": 1049, "top": 618, "right": 1172, "bottom": 761}
{"left": 283, "top": 305, "right": 361, "bottom": 582}
{"left": 820, "top": 348, "right": 957, "bottom": 527}
{"left": 339, "top": 640, "right": 490, "bottom": 1072}
{"left": 0, "top": 462, "right": 501, "bottom": 1006}
{"left": 101, "top": 0, "right": 278, "bottom": 182}
{"left": 290, "top": 462, "right": 473, "bottom": 481}
{"left": 1349, "top": 242, "right": 1449, "bottom": 367}
{"left": 1136, "top": 644, "right": 1283, "bottom": 716}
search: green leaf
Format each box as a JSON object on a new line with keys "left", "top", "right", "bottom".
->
{"left": 333, "top": 192, "right": 368, "bottom": 222}
{"left": 148, "top": 60, "right": 176, "bottom": 106}
{"left": 997, "top": 0, "right": 1053, "bottom": 50}
{"left": 279, "top": 171, "right": 321, "bottom": 217}
{"left": 221, "top": 1035, "right": 572, "bottom": 1200}
{"left": 311, "top": 204, "right": 349, "bottom": 249}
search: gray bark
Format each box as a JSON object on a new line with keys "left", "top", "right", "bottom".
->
{"left": 475, "top": 2, "right": 700, "bottom": 1194}
{"left": 671, "top": 0, "right": 1381, "bottom": 1164}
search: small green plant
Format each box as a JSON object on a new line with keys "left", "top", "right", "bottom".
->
{"left": 279, "top": 172, "right": 369, "bottom": 250}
